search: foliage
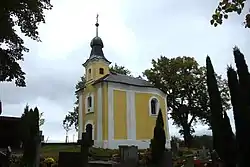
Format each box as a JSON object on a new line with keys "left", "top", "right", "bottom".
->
{"left": 63, "top": 64, "right": 131, "bottom": 131}
{"left": 63, "top": 121, "right": 71, "bottom": 132}
{"left": 227, "top": 47, "right": 250, "bottom": 167}
{"left": 21, "top": 105, "right": 40, "bottom": 166}
{"left": 109, "top": 63, "right": 132, "bottom": 76}
{"left": 206, "top": 47, "right": 250, "bottom": 166}
{"left": 0, "top": 0, "right": 53, "bottom": 86}
{"left": 171, "top": 135, "right": 213, "bottom": 149}
{"left": 211, "top": 0, "right": 250, "bottom": 28}
{"left": 150, "top": 109, "right": 166, "bottom": 165}
{"left": 44, "top": 157, "right": 55, "bottom": 164}
{"left": 39, "top": 112, "right": 45, "bottom": 127}
{"left": 206, "top": 55, "right": 237, "bottom": 166}
{"left": 143, "top": 56, "right": 231, "bottom": 147}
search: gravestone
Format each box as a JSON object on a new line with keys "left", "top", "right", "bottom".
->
{"left": 171, "top": 141, "right": 179, "bottom": 156}
{"left": 198, "top": 146, "right": 208, "bottom": 160}
{"left": 160, "top": 150, "right": 173, "bottom": 167}
{"left": 58, "top": 130, "right": 93, "bottom": 167}
{"left": 81, "top": 125, "right": 94, "bottom": 167}
{"left": 119, "top": 145, "right": 138, "bottom": 167}
{"left": 58, "top": 152, "right": 82, "bottom": 167}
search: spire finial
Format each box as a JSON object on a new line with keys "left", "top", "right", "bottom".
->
{"left": 95, "top": 14, "right": 99, "bottom": 37}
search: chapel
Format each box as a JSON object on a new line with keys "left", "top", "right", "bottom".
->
{"left": 76, "top": 15, "right": 171, "bottom": 149}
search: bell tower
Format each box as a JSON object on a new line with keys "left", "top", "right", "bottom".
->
{"left": 83, "top": 14, "right": 111, "bottom": 84}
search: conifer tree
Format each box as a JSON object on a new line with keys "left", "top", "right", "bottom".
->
{"left": 206, "top": 56, "right": 237, "bottom": 167}
{"left": 151, "top": 109, "right": 166, "bottom": 165}
{"left": 21, "top": 105, "right": 40, "bottom": 167}
{"left": 229, "top": 47, "right": 250, "bottom": 167}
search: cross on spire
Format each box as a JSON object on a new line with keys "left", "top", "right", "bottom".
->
{"left": 95, "top": 14, "right": 99, "bottom": 37}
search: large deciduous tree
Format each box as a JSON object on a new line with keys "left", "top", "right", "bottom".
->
{"left": 211, "top": 0, "right": 250, "bottom": 28}
{"left": 144, "top": 56, "right": 231, "bottom": 147}
{"left": 0, "top": 0, "right": 53, "bottom": 86}
{"left": 63, "top": 64, "right": 131, "bottom": 130}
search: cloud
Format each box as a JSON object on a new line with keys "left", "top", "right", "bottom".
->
{"left": 1, "top": 0, "right": 249, "bottom": 141}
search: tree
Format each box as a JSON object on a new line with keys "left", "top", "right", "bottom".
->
{"left": 63, "top": 64, "right": 131, "bottom": 130}
{"left": 151, "top": 109, "right": 166, "bottom": 165}
{"left": 227, "top": 47, "right": 250, "bottom": 167}
{"left": 109, "top": 63, "right": 132, "bottom": 76}
{"left": 63, "top": 121, "right": 71, "bottom": 143}
{"left": 206, "top": 56, "right": 237, "bottom": 166}
{"left": 39, "top": 112, "right": 45, "bottom": 127}
{"left": 0, "top": 0, "right": 53, "bottom": 86}
{"left": 143, "top": 56, "right": 231, "bottom": 147}
{"left": 211, "top": 0, "right": 250, "bottom": 28}
{"left": 21, "top": 105, "right": 40, "bottom": 166}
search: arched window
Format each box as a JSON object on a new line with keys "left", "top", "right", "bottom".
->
{"left": 88, "top": 68, "right": 92, "bottom": 80}
{"left": 99, "top": 68, "right": 104, "bottom": 74}
{"left": 86, "top": 93, "right": 94, "bottom": 113}
{"left": 149, "top": 97, "right": 159, "bottom": 116}
{"left": 87, "top": 96, "right": 92, "bottom": 108}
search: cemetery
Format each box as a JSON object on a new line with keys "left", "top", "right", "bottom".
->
{"left": 0, "top": 110, "right": 224, "bottom": 167}
{"left": 1, "top": 47, "right": 250, "bottom": 167}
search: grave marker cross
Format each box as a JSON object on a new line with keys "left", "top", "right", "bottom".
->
{"left": 80, "top": 131, "right": 94, "bottom": 167}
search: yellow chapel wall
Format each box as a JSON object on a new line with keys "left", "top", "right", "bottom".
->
{"left": 113, "top": 90, "right": 127, "bottom": 139}
{"left": 108, "top": 82, "right": 169, "bottom": 143}
{"left": 135, "top": 93, "right": 168, "bottom": 140}
{"left": 81, "top": 84, "right": 98, "bottom": 140}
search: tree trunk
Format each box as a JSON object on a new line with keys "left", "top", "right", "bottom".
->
{"left": 183, "top": 125, "right": 192, "bottom": 148}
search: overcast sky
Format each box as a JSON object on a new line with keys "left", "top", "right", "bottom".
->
{"left": 1, "top": 0, "right": 249, "bottom": 142}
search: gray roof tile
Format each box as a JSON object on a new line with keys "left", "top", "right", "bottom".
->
{"left": 93, "top": 73, "right": 154, "bottom": 87}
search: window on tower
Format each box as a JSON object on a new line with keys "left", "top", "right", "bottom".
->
{"left": 88, "top": 68, "right": 92, "bottom": 80}
{"left": 87, "top": 96, "right": 92, "bottom": 108}
{"left": 99, "top": 68, "right": 104, "bottom": 74}
{"left": 149, "top": 97, "right": 159, "bottom": 116}
{"left": 86, "top": 93, "right": 94, "bottom": 113}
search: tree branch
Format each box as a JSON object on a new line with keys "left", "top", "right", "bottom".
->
{"left": 188, "top": 115, "right": 196, "bottom": 127}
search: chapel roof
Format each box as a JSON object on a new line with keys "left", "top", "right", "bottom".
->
{"left": 93, "top": 72, "right": 155, "bottom": 87}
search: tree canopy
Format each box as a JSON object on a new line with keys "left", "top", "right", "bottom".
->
{"left": 63, "top": 64, "right": 131, "bottom": 131}
{"left": 143, "top": 56, "right": 231, "bottom": 147}
{"left": 211, "top": 0, "right": 250, "bottom": 28}
{"left": 0, "top": 0, "right": 53, "bottom": 86}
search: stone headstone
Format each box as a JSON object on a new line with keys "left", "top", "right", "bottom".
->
{"left": 199, "top": 146, "right": 208, "bottom": 160}
{"left": 160, "top": 150, "right": 173, "bottom": 167}
{"left": 80, "top": 132, "right": 94, "bottom": 167}
{"left": 58, "top": 152, "right": 82, "bottom": 167}
{"left": 119, "top": 145, "right": 138, "bottom": 167}
{"left": 171, "top": 142, "right": 179, "bottom": 156}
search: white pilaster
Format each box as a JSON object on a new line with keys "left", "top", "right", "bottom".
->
{"left": 164, "top": 95, "right": 171, "bottom": 149}
{"left": 126, "top": 91, "right": 136, "bottom": 140}
{"left": 97, "top": 86, "right": 103, "bottom": 141}
{"left": 108, "top": 84, "right": 114, "bottom": 142}
{"left": 78, "top": 93, "right": 83, "bottom": 140}
{"left": 126, "top": 91, "right": 132, "bottom": 139}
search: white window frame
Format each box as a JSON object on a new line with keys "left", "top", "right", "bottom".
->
{"left": 149, "top": 96, "right": 160, "bottom": 116}
{"left": 85, "top": 93, "right": 94, "bottom": 113}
